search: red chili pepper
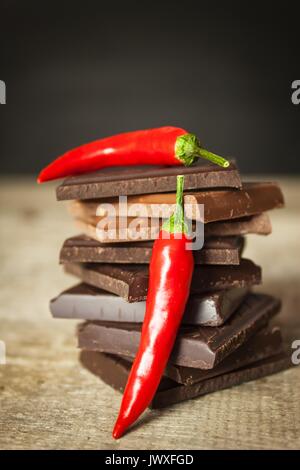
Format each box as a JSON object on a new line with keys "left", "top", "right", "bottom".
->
{"left": 112, "top": 175, "right": 194, "bottom": 439}
{"left": 37, "top": 126, "right": 229, "bottom": 182}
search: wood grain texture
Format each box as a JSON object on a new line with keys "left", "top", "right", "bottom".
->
{"left": 0, "top": 176, "right": 299, "bottom": 450}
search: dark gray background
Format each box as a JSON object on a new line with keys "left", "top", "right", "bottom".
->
{"left": 0, "top": 1, "right": 299, "bottom": 175}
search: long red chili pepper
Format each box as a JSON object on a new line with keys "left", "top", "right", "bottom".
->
{"left": 112, "top": 175, "right": 194, "bottom": 439}
{"left": 37, "top": 126, "right": 229, "bottom": 182}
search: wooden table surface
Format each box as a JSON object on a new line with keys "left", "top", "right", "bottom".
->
{"left": 0, "top": 176, "right": 299, "bottom": 450}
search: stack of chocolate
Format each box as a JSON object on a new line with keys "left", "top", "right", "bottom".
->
{"left": 50, "top": 162, "right": 289, "bottom": 409}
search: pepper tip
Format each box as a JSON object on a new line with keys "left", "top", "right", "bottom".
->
{"left": 112, "top": 421, "right": 125, "bottom": 440}
{"left": 37, "top": 169, "right": 46, "bottom": 184}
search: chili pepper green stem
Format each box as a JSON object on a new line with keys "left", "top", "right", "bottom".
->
{"left": 175, "top": 133, "right": 230, "bottom": 168}
{"left": 196, "top": 147, "right": 230, "bottom": 168}
{"left": 162, "top": 175, "right": 188, "bottom": 234}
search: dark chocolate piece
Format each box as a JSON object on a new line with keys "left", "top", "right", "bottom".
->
{"left": 79, "top": 350, "right": 290, "bottom": 409}
{"left": 50, "top": 283, "right": 248, "bottom": 326}
{"left": 164, "top": 326, "right": 283, "bottom": 384}
{"left": 115, "top": 326, "right": 283, "bottom": 384}
{"left": 60, "top": 235, "right": 244, "bottom": 265}
{"left": 56, "top": 161, "right": 241, "bottom": 201}
{"left": 64, "top": 258, "right": 261, "bottom": 302}
{"left": 78, "top": 293, "right": 281, "bottom": 369}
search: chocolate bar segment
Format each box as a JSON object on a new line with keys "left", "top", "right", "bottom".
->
{"left": 74, "top": 182, "right": 283, "bottom": 222}
{"left": 60, "top": 235, "right": 244, "bottom": 265}
{"left": 79, "top": 350, "right": 290, "bottom": 409}
{"left": 185, "top": 182, "right": 284, "bottom": 221}
{"left": 152, "top": 354, "right": 290, "bottom": 408}
{"left": 75, "top": 218, "right": 158, "bottom": 244}
{"left": 73, "top": 213, "right": 272, "bottom": 242}
{"left": 50, "top": 283, "right": 248, "bottom": 326}
{"left": 56, "top": 161, "right": 241, "bottom": 200}
{"left": 164, "top": 326, "right": 283, "bottom": 384}
{"left": 115, "top": 326, "right": 283, "bottom": 384}
{"left": 78, "top": 293, "right": 281, "bottom": 369}
{"left": 64, "top": 258, "right": 261, "bottom": 302}
{"left": 205, "top": 214, "right": 272, "bottom": 237}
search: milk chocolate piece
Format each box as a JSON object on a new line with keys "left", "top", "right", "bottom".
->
{"left": 56, "top": 161, "right": 241, "bottom": 200}
{"left": 73, "top": 182, "right": 284, "bottom": 222}
{"left": 79, "top": 350, "right": 290, "bottom": 409}
{"left": 205, "top": 214, "right": 272, "bottom": 237}
{"left": 60, "top": 235, "right": 244, "bottom": 265}
{"left": 184, "top": 182, "right": 284, "bottom": 221}
{"left": 75, "top": 218, "right": 159, "bottom": 243}
{"left": 50, "top": 283, "right": 248, "bottom": 326}
{"left": 65, "top": 258, "right": 261, "bottom": 302}
{"left": 78, "top": 293, "right": 281, "bottom": 369}
{"left": 73, "top": 213, "right": 272, "bottom": 242}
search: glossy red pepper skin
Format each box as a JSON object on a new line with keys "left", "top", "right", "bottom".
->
{"left": 113, "top": 231, "right": 194, "bottom": 439}
{"left": 38, "top": 127, "right": 186, "bottom": 182}
{"left": 37, "top": 126, "right": 229, "bottom": 183}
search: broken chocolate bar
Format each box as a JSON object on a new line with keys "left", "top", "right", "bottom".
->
{"left": 73, "top": 182, "right": 283, "bottom": 222}
{"left": 205, "top": 214, "right": 272, "bottom": 237}
{"left": 74, "top": 213, "right": 272, "bottom": 242}
{"left": 164, "top": 326, "right": 283, "bottom": 383}
{"left": 78, "top": 293, "right": 281, "bottom": 369}
{"left": 56, "top": 161, "right": 241, "bottom": 200}
{"left": 50, "top": 283, "right": 248, "bottom": 326}
{"left": 113, "top": 326, "right": 283, "bottom": 384}
{"left": 79, "top": 349, "right": 290, "bottom": 408}
{"left": 185, "top": 182, "right": 284, "bottom": 221}
{"left": 75, "top": 218, "right": 158, "bottom": 243}
{"left": 60, "top": 235, "right": 244, "bottom": 265}
{"left": 64, "top": 258, "right": 261, "bottom": 302}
